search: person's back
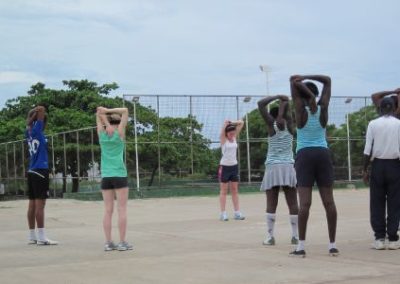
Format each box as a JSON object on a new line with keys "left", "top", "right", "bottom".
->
{"left": 267, "top": 122, "right": 294, "bottom": 164}
{"left": 363, "top": 97, "right": 400, "bottom": 250}
{"left": 26, "top": 120, "right": 48, "bottom": 171}
{"left": 296, "top": 105, "right": 327, "bottom": 152}
{"left": 99, "top": 130, "right": 127, "bottom": 178}
{"left": 365, "top": 116, "right": 400, "bottom": 159}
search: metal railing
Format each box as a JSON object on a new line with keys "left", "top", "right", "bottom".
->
{"left": 0, "top": 95, "right": 375, "bottom": 197}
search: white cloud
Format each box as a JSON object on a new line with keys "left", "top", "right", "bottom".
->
{"left": 0, "top": 71, "right": 44, "bottom": 84}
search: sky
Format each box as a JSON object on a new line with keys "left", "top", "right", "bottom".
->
{"left": 0, "top": 0, "right": 399, "bottom": 109}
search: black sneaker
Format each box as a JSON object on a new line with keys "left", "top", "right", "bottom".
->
{"left": 329, "top": 248, "right": 339, "bottom": 256}
{"left": 289, "top": 249, "right": 306, "bottom": 258}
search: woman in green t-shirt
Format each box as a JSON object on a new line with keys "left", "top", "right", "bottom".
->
{"left": 96, "top": 106, "right": 132, "bottom": 252}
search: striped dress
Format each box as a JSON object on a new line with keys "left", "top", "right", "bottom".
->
{"left": 260, "top": 122, "right": 296, "bottom": 191}
{"left": 266, "top": 123, "right": 294, "bottom": 165}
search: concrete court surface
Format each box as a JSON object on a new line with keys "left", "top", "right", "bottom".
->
{"left": 0, "top": 189, "right": 399, "bottom": 284}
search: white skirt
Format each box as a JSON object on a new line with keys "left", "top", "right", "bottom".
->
{"left": 260, "top": 163, "right": 297, "bottom": 191}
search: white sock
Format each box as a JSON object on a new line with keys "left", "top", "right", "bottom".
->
{"left": 296, "top": 240, "right": 305, "bottom": 251}
{"left": 29, "top": 229, "right": 37, "bottom": 240}
{"left": 266, "top": 213, "right": 276, "bottom": 238}
{"left": 234, "top": 210, "right": 241, "bottom": 216}
{"left": 221, "top": 211, "right": 227, "bottom": 216}
{"left": 289, "top": 215, "right": 298, "bottom": 238}
{"left": 37, "top": 228, "right": 47, "bottom": 241}
{"left": 328, "top": 242, "right": 336, "bottom": 250}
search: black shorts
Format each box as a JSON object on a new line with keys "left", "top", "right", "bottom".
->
{"left": 218, "top": 164, "right": 239, "bottom": 183}
{"left": 295, "top": 147, "right": 334, "bottom": 187}
{"left": 101, "top": 177, "right": 128, "bottom": 190}
{"left": 27, "top": 169, "right": 49, "bottom": 200}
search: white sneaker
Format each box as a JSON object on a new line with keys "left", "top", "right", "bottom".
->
{"left": 262, "top": 236, "right": 275, "bottom": 246}
{"left": 28, "top": 239, "right": 37, "bottom": 245}
{"left": 37, "top": 239, "right": 58, "bottom": 245}
{"left": 233, "top": 212, "right": 245, "bottom": 220}
{"left": 219, "top": 213, "right": 228, "bottom": 221}
{"left": 388, "top": 241, "right": 400, "bottom": 250}
{"left": 373, "top": 239, "right": 386, "bottom": 250}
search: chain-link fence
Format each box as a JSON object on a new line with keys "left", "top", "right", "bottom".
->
{"left": 0, "top": 95, "right": 375, "bottom": 198}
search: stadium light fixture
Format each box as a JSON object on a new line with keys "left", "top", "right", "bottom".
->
{"left": 259, "top": 65, "right": 270, "bottom": 96}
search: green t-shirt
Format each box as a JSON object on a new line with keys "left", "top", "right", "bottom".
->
{"left": 99, "top": 131, "right": 127, "bottom": 177}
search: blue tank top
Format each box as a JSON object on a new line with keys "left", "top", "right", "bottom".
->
{"left": 26, "top": 120, "right": 49, "bottom": 170}
{"left": 266, "top": 122, "right": 294, "bottom": 165}
{"left": 296, "top": 106, "right": 328, "bottom": 152}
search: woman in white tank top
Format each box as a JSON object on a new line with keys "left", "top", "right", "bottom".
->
{"left": 218, "top": 119, "right": 245, "bottom": 221}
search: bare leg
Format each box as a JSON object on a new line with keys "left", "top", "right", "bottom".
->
{"left": 266, "top": 187, "right": 280, "bottom": 213}
{"left": 34, "top": 199, "right": 46, "bottom": 228}
{"left": 230, "top": 181, "right": 240, "bottom": 211}
{"left": 115, "top": 188, "right": 129, "bottom": 242}
{"left": 27, "top": 200, "right": 36, "bottom": 230}
{"left": 283, "top": 186, "right": 299, "bottom": 240}
{"left": 283, "top": 186, "right": 299, "bottom": 215}
{"left": 297, "top": 187, "right": 312, "bottom": 241}
{"left": 102, "top": 190, "right": 115, "bottom": 242}
{"left": 219, "top": 182, "right": 228, "bottom": 212}
{"left": 318, "top": 186, "right": 337, "bottom": 243}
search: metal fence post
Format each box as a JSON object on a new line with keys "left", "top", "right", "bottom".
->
{"left": 157, "top": 95, "right": 161, "bottom": 187}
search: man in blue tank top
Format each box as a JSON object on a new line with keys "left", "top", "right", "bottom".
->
{"left": 289, "top": 74, "right": 338, "bottom": 257}
{"left": 26, "top": 106, "right": 57, "bottom": 245}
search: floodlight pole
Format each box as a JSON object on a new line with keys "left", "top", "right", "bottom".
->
{"left": 243, "top": 96, "right": 252, "bottom": 184}
{"left": 133, "top": 98, "right": 140, "bottom": 191}
{"left": 345, "top": 98, "right": 352, "bottom": 182}
{"left": 259, "top": 65, "right": 270, "bottom": 111}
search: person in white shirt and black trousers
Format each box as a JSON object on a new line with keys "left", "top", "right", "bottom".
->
{"left": 363, "top": 97, "right": 400, "bottom": 250}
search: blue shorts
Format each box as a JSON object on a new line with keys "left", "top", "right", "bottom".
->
{"left": 218, "top": 164, "right": 239, "bottom": 183}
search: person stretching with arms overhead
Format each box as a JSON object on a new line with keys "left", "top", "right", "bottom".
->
{"left": 258, "top": 95, "right": 299, "bottom": 246}
{"left": 218, "top": 119, "right": 245, "bottom": 221}
{"left": 289, "top": 74, "right": 338, "bottom": 257}
{"left": 26, "top": 106, "right": 58, "bottom": 245}
{"left": 96, "top": 107, "right": 132, "bottom": 251}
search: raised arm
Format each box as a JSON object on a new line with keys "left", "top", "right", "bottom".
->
{"left": 26, "top": 108, "right": 37, "bottom": 128}
{"left": 233, "top": 120, "right": 244, "bottom": 136}
{"left": 301, "top": 75, "right": 331, "bottom": 109}
{"left": 290, "top": 75, "right": 313, "bottom": 128}
{"left": 98, "top": 107, "right": 129, "bottom": 138}
{"left": 277, "top": 100, "right": 289, "bottom": 131}
{"left": 35, "top": 106, "right": 46, "bottom": 121}
{"left": 27, "top": 106, "right": 46, "bottom": 131}
{"left": 96, "top": 107, "right": 111, "bottom": 135}
{"left": 371, "top": 90, "right": 398, "bottom": 108}
{"left": 295, "top": 75, "right": 331, "bottom": 127}
{"left": 111, "top": 108, "right": 129, "bottom": 138}
{"left": 257, "top": 95, "right": 281, "bottom": 134}
{"left": 396, "top": 93, "right": 400, "bottom": 117}
{"left": 220, "top": 120, "right": 230, "bottom": 145}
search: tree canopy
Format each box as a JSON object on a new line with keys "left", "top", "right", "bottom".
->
{"left": 0, "top": 80, "right": 218, "bottom": 193}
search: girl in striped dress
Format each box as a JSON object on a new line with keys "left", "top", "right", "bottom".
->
{"left": 258, "top": 95, "right": 299, "bottom": 246}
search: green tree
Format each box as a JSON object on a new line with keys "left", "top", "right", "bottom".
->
{"left": 327, "top": 105, "right": 378, "bottom": 179}
{"left": 0, "top": 80, "right": 124, "bottom": 193}
{"left": 0, "top": 81, "right": 218, "bottom": 192}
